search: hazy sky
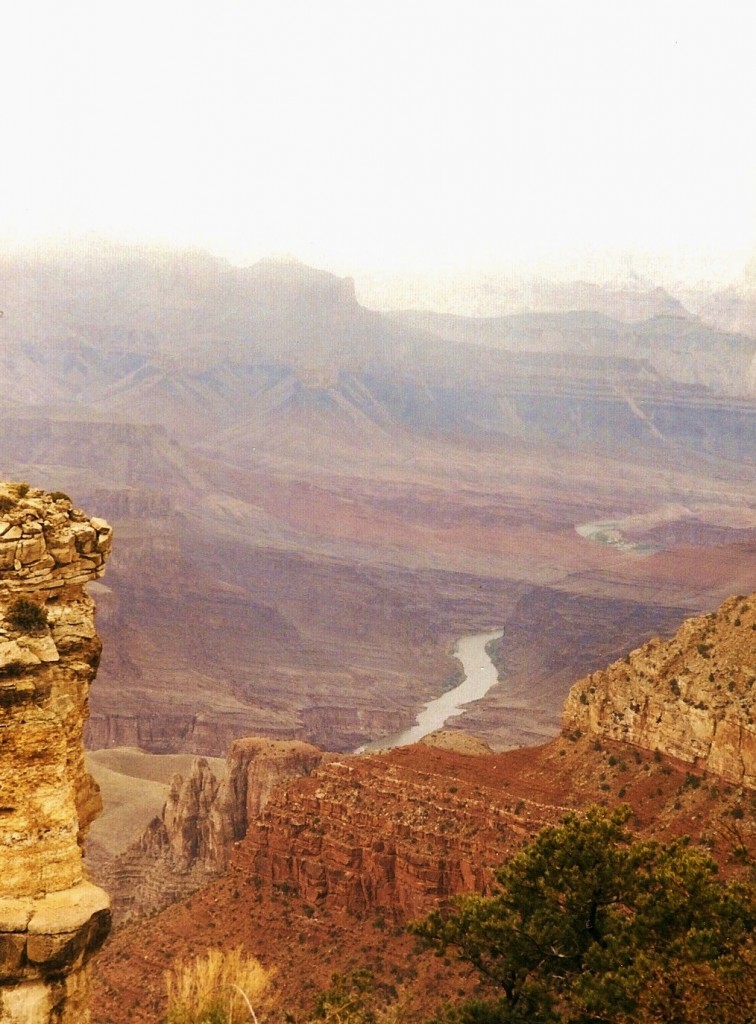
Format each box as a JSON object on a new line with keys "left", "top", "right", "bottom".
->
{"left": 1, "top": 1, "right": 754, "bottom": 278}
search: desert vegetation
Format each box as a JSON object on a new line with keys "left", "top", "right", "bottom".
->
{"left": 5, "top": 596, "right": 48, "bottom": 633}
{"left": 165, "top": 947, "right": 274, "bottom": 1024}
{"left": 156, "top": 804, "right": 754, "bottom": 1024}
{"left": 414, "top": 805, "right": 755, "bottom": 1024}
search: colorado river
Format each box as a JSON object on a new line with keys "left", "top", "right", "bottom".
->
{"left": 575, "top": 520, "right": 658, "bottom": 555}
{"left": 357, "top": 629, "right": 503, "bottom": 752}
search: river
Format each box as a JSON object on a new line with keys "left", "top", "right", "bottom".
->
{"left": 356, "top": 629, "right": 503, "bottom": 753}
{"left": 575, "top": 520, "right": 658, "bottom": 555}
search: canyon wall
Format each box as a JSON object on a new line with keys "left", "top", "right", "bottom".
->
{"left": 99, "top": 738, "right": 328, "bottom": 922}
{"left": 563, "top": 592, "right": 756, "bottom": 786}
{"left": 241, "top": 750, "right": 531, "bottom": 920}
{"left": 0, "top": 484, "right": 112, "bottom": 1023}
{"left": 97, "top": 595, "right": 756, "bottom": 932}
{"left": 108, "top": 732, "right": 545, "bottom": 925}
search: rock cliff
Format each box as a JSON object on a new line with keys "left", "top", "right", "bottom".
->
{"left": 563, "top": 592, "right": 756, "bottom": 786}
{"left": 98, "top": 738, "right": 327, "bottom": 921}
{"left": 102, "top": 734, "right": 540, "bottom": 926}
{"left": 242, "top": 750, "right": 531, "bottom": 920}
{"left": 95, "top": 595, "right": 756, "bottom": 938}
{"left": 139, "top": 600, "right": 755, "bottom": 925}
{"left": 0, "top": 484, "right": 112, "bottom": 1023}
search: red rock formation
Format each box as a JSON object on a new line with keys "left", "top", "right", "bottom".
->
{"left": 214, "top": 737, "right": 328, "bottom": 847}
{"left": 243, "top": 748, "right": 542, "bottom": 921}
{"left": 98, "top": 739, "right": 327, "bottom": 921}
{"left": 96, "top": 597, "right": 756, "bottom": 940}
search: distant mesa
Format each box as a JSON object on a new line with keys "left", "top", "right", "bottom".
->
{"left": 0, "top": 242, "right": 752, "bottom": 765}
{"left": 295, "top": 364, "right": 340, "bottom": 388}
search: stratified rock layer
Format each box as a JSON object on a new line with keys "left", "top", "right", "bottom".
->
{"left": 0, "top": 484, "right": 112, "bottom": 1024}
{"left": 99, "top": 738, "right": 327, "bottom": 922}
{"left": 563, "top": 593, "right": 756, "bottom": 786}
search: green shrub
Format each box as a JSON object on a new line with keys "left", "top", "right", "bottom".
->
{"left": 5, "top": 598, "right": 48, "bottom": 633}
{"left": 415, "top": 805, "right": 755, "bottom": 1024}
{"left": 0, "top": 495, "right": 16, "bottom": 514}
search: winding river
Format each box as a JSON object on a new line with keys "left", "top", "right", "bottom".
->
{"left": 357, "top": 629, "right": 503, "bottom": 753}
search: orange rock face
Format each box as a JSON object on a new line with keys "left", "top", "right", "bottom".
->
{"left": 242, "top": 749, "right": 538, "bottom": 921}
{"left": 0, "top": 485, "right": 112, "bottom": 1023}
{"left": 98, "top": 738, "right": 328, "bottom": 923}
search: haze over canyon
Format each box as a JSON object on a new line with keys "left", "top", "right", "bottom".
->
{"left": 1, "top": 242, "right": 754, "bottom": 758}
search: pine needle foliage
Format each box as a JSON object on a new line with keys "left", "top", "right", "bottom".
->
{"left": 414, "top": 805, "right": 755, "bottom": 1024}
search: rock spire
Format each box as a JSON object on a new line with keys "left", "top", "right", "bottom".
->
{"left": 0, "top": 484, "right": 112, "bottom": 1023}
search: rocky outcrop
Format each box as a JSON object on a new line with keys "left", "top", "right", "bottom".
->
{"left": 97, "top": 739, "right": 327, "bottom": 922}
{"left": 242, "top": 750, "right": 542, "bottom": 921}
{"left": 98, "top": 758, "right": 224, "bottom": 924}
{"left": 0, "top": 484, "right": 112, "bottom": 1023}
{"left": 140, "top": 759, "right": 222, "bottom": 873}
{"left": 563, "top": 593, "right": 756, "bottom": 787}
{"left": 214, "top": 738, "right": 328, "bottom": 847}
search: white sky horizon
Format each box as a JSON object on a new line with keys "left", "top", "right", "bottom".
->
{"left": 1, "top": 1, "right": 754, "bottom": 286}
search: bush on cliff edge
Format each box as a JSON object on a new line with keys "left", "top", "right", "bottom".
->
{"left": 414, "top": 805, "right": 755, "bottom": 1024}
{"left": 6, "top": 597, "right": 48, "bottom": 633}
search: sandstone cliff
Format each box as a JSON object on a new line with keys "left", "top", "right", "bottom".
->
{"left": 563, "top": 592, "right": 756, "bottom": 786}
{"left": 99, "top": 738, "right": 327, "bottom": 921}
{"left": 0, "top": 484, "right": 112, "bottom": 1023}
{"left": 242, "top": 750, "right": 533, "bottom": 920}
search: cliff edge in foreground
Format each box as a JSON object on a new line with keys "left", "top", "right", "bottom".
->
{"left": 564, "top": 592, "right": 756, "bottom": 787}
{"left": 0, "top": 484, "right": 112, "bottom": 1024}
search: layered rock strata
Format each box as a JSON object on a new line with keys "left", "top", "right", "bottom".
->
{"left": 241, "top": 747, "right": 542, "bottom": 921}
{"left": 563, "top": 593, "right": 756, "bottom": 786}
{"left": 98, "top": 738, "right": 327, "bottom": 922}
{"left": 0, "top": 484, "right": 112, "bottom": 1023}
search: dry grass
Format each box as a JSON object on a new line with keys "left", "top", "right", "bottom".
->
{"left": 165, "top": 946, "right": 274, "bottom": 1024}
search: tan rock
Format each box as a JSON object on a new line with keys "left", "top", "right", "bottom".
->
{"left": 0, "top": 900, "right": 32, "bottom": 933}
{"left": 563, "top": 593, "right": 756, "bottom": 787}
{"left": 0, "top": 485, "right": 112, "bottom": 1022}
{"left": 27, "top": 883, "right": 110, "bottom": 936}
{"left": 0, "top": 639, "right": 39, "bottom": 671}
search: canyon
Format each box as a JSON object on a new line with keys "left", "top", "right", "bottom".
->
{"left": 89, "top": 593, "right": 755, "bottom": 1024}
{"left": 95, "top": 593, "right": 756, "bottom": 917}
{"left": 0, "top": 243, "right": 753, "bottom": 761}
